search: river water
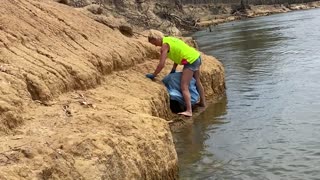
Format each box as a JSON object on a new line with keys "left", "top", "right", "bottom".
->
{"left": 174, "top": 8, "right": 320, "bottom": 179}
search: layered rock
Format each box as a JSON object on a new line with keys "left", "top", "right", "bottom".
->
{"left": 0, "top": 0, "right": 225, "bottom": 179}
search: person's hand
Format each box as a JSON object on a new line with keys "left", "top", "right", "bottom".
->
{"left": 170, "top": 69, "right": 176, "bottom": 74}
{"left": 146, "top": 73, "right": 155, "bottom": 80}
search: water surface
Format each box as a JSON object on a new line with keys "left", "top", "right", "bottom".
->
{"left": 174, "top": 8, "right": 320, "bottom": 179}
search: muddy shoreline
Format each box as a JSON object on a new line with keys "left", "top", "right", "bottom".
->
{"left": 180, "top": 2, "right": 320, "bottom": 35}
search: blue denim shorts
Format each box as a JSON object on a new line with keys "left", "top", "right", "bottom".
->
{"left": 183, "top": 56, "right": 202, "bottom": 71}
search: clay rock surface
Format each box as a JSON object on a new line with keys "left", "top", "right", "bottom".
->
{"left": 0, "top": 0, "right": 225, "bottom": 179}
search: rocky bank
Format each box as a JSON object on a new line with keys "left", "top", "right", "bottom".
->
{"left": 195, "top": 1, "right": 320, "bottom": 27}
{"left": 0, "top": 0, "right": 225, "bottom": 179}
{"left": 60, "top": 0, "right": 320, "bottom": 34}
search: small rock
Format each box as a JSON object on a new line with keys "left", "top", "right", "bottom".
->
{"left": 21, "top": 149, "right": 34, "bottom": 159}
{"left": 119, "top": 25, "right": 133, "bottom": 37}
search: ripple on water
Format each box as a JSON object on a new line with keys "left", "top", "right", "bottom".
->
{"left": 176, "top": 8, "right": 320, "bottom": 180}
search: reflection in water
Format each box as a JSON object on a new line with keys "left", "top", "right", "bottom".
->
{"left": 175, "top": 8, "right": 320, "bottom": 180}
{"left": 173, "top": 98, "right": 227, "bottom": 178}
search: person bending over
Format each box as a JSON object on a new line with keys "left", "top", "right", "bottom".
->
{"left": 146, "top": 30, "right": 206, "bottom": 117}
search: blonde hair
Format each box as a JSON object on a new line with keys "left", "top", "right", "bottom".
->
{"left": 148, "top": 29, "right": 164, "bottom": 41}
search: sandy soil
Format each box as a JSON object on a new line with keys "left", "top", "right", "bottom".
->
{"left": 0, "top": 0, "right": 225, "bottom": 179}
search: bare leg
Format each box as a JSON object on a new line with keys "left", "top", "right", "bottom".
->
{"left": 194, "top": 70, "right": 206, "bottom": 107}
{"left": 178, "top": 68, "right": 194, "bottom": 117}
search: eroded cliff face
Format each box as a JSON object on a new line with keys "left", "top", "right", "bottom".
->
{"left": 0, "top": 0, "right": 225, "bottom": 179}
{"left": 57, "top": 0, "right": 320, "bottom": 35}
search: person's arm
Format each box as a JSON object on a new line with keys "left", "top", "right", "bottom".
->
{"left": 170, "top": 63, "right": 178, "bottom": 73}
{"left": 153, "top": 44, "right": 169, "bottom": 76}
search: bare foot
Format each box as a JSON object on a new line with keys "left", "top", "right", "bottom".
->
{"left": 178, "top": 111, "right": 192, "bottom": 117}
